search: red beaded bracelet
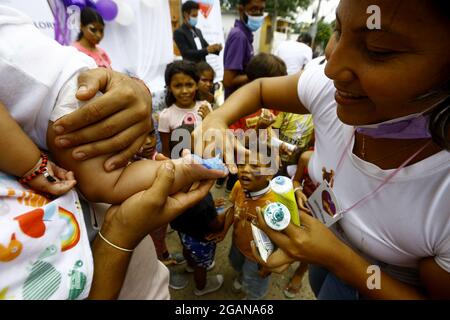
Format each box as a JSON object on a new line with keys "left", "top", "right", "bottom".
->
{"left": 18, "top": 154, "right": 56, "bottom": 185}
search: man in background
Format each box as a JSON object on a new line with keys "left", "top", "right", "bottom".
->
{"left": 174, "top": 1, "right": 222, "bottom": 63}
{"left": 274, "top": 33, "right": 313, "bottom": 75}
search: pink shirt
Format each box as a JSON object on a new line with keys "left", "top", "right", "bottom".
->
{"left": 72, "top": 42, "right": 112, "bottom": 68}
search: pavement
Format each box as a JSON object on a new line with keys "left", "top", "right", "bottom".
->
{"left": 166, "top": 184, "right": 316, "bottom": 300}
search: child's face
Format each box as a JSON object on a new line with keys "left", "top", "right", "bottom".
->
{"left": 198, "top": 70, "right": 214, "bottom": 94}
{"left": 237, "top": 154, "right": 273, "bottom": 192}
{"left": 170, "top": 73, "right": 198, "bottom": 108}
{"left": 81, "top": 22, "right": 104, "bottom": 46}
{"left": 140, "top": 130, "right": 157, "bottom": 159}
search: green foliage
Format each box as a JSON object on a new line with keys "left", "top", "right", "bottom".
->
{"left": 315, "top": 19, "right": 333, "bottom": 48}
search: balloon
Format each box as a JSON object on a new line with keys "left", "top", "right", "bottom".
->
{"left": 115, "top": 1, "right": 135, "bottom": 26}
{"left": 63, "top": 0, "right": 86, "bottom": 9}
{"left": 95, "top": 0, "right": 119, "bottom": 21}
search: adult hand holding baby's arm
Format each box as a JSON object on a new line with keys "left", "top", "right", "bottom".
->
{"left": 52, "top": 68, "right": 152, "bottom": 172}
{"left": 89, "top": 162, "right": 215, "bottom": 299}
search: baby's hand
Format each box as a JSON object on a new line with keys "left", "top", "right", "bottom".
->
{"left": 27, "top": 161, "right": 77, "bottom": 196}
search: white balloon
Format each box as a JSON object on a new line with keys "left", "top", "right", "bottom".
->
{"left": 115, "top": 1, "right": 135, "bottom": 26}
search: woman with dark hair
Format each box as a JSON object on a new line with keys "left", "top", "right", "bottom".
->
{"left": 196, "top": 0, "right": 450, "bottom": 299}
{"left": 72, "top": 7, "right": 111, "bottom": 68}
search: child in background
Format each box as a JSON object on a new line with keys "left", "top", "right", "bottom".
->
{"left": 158, "top": 61, "right": 212, "bottom": 158}
{"left": 208, "top": 148, "right": 278, "bottom": 300}
{"left": 167, "top": 123, "right": 224, "bottom": 295}
{"left": 72, "top": 7, "right": 112, "bottom": 69}
{"left": 196, "top": 62, "right": 216, "bottom": 106}
{"left": 170, "top": 191, "right": 224, "bottom": 296}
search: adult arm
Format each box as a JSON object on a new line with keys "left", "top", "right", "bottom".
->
{"left": 193, "top": 73, "right": 309, "bottom": 165}
{"left": 51, "top": 68, "right": 153, "bottom": 172}
{"left": 254, "top": 210, "right": 450, "bottom": 299}
{"left": 88, "top": 162, "right": 216, "bottom": 299}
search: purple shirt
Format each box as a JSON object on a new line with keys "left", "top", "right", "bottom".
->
{"left": 224, "top": 20, "right": 254, "bottom": 98}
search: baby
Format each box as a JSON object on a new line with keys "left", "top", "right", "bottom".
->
{"left": 0, "top": 75, "right": 226, "bottom": 203}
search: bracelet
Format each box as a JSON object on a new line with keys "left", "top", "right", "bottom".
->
{"left": 294, "top": 186, "right": 303, "bottom": 193}
{"left": 18, "top": 154, "right": 56, "bottom": 185}
{"left": 98, "top": 231, "right": 134, "bottom": 253}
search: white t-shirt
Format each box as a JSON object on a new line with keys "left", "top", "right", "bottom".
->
{"left": 0, "top": 5, "right": 96, "bottom": 150}
{"left": 298, "top": 62, "right": 450, "bottom": 285}
{"left": 158, "top": 101, "right": 212, "bottom": 133}
{"left": 274, "top": 40, "right": 313, "bottom": 75}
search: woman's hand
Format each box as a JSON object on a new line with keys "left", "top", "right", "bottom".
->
{"left": 253, "top": 208, "right": 345, "bottom": 271}
{"left": 102, "top": 162, "right": 215, "bottom": 250}
{"left": 192, "top": 113, "right": 247, "bottom": 175}
{"left": 51, "top": 68, "right": 152, "bottom": 172}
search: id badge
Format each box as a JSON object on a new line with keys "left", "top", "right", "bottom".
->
{"left": 306, "top": 181, "right": 343, "bottom": 227}
{"left": 194, "top": 37, "right": 203, "bottom": 50}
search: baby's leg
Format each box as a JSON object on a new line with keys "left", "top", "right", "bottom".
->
{"left": 47, "top": 123, "right": 225, "bottom": 204}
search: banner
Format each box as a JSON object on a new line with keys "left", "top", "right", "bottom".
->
{"left": 182, "top": 0, "right": 225, "bottom": 82}
{"left": 0, "top": 0, "right": 173, "bottom": 92}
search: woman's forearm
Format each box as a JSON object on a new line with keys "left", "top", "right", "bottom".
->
{"left": 330, "top": 243, "right": 426, "bottom": 300}
{"left": 88, "top": 215, "right": 133, "bottom": 299}
{"left": 212, "top": 74, "right": 307, "bottom": 127}
{"left": 213, "top": 80, "right": 264, "bottom": 126}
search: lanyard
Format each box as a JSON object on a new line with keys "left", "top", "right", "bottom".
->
{"left": 334, "top": 131, "right": 431, "bottom": 215}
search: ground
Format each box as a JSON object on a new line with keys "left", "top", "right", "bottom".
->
{"left": 166, "top": 184, "right": 316, "bottom": 300}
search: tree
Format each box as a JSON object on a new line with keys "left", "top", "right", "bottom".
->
{"left": 314, "top": 18, "right": 333, "bottom": 50}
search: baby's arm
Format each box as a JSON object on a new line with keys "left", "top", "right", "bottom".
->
{"left": 0, "top": 103, "right": 76, "bottom": 195}
{"left": 47, "top": 125, "right": 225, "bottom": 204}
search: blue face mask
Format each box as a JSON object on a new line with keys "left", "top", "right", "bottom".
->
{"left": 189, "top": 17, "right": 198, "bottom": 27}
{"left": 245, "top": 12, "right": 264, "bottom": 32}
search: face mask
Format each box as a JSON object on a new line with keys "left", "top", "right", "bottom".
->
{"left": 355, "top": 98, "right": 447, "bottom": 139}
{"left": 245, "top": 12, "right": 264, "bottom": 32}
{"left": 189, "top": 17, "right": 198, "bottom": 27}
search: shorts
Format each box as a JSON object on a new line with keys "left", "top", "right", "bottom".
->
{"left": 179, "top": 232, "right": 216, "bottom": 268}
